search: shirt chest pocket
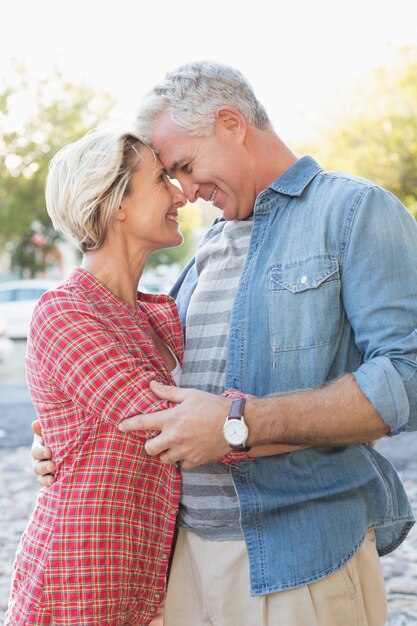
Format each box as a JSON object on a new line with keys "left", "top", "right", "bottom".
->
{"left": 268, "top": 256, "right": 341, "bottom": 352}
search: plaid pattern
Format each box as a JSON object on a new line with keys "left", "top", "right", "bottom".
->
{"left": 6, "top": 268, "right": 184, "bottom": 625}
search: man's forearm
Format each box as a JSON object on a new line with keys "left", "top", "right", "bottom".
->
{"left": 119, "top": 376, "right": 391, "bottom": 468}
{"left": 245, "top": 373, "right": 390, "bottom": 447}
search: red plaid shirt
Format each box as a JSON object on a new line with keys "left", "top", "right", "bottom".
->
{"left": 6, "top": 268, "right": 184, "bottom": 625}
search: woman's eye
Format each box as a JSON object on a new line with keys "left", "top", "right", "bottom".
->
{"left": 182, "top": 164, "right": 191, "bottom": 174}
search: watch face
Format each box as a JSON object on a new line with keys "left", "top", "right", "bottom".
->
{"left": 223, "top": 419, "right": 247, "bottom": 446}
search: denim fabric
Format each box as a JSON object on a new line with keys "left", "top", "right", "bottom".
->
{"left": 171, "top": 156, "right": 417, "bottom": 593}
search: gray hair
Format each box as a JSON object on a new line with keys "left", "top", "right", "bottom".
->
{"left": 133, "top": 61, "right": 272, "bottom": 143}
{"left": 45, "top": 129, "right": 148, "bottom": 252}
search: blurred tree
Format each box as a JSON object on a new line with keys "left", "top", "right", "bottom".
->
{"left": 0, "top": 60, "right": 117, "bottom": 277}
{"left": 297, "top": 47, "right": 417, "bottom": 217}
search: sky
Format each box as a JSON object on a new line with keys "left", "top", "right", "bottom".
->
{"left": 1, "top": 0, "right": 416, "bottom": 144}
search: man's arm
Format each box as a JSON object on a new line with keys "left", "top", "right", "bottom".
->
{"left": 245, "top": 373, "right": 389, "bottom": 446}
{"left": 118, "top": 374, "right": 389, "bottom": 469}
{"left": 31, "top": 420, "right": 57, "bottom": 487}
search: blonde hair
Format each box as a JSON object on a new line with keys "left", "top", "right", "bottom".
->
{"left": 45, "top": 129, "right": 148, "bottom": 252}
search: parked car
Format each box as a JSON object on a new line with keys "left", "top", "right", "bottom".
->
{"left": 0, "top": 279, "right": 59, "bottom": 339}
{"left": 0, "top": 318, "right": 14, "bottom": 361}
{"left": 139, "top": 269, "right": 177, "bottom": 294}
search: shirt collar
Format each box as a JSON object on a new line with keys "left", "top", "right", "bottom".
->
{"left": 268, "top": 155, "right": 323, "bottom": 197}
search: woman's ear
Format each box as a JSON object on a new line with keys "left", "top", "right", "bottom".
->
{"left": 114, "top": 203, "right": 127, "bottom": 222}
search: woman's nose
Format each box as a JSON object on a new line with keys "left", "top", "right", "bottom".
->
{"left": 170, "top": 181, "right": 187, "bottom": 207}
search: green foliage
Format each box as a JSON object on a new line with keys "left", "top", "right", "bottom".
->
{"left": 0, "top": 60, "right": 204, "bottom": 277}
{"left": 297, "top": 47, "right": 417, "bottom": 217}
{"left": 0, "top": 60, "right": 116, "bottom": 276}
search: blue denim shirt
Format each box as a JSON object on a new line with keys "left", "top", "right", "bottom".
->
{"left": 171, "top": 156, "right": 417, "bottom": 593}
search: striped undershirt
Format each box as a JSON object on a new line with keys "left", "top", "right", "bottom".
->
{"left": 177, "top": 217, "right": 253, "bottom": 540}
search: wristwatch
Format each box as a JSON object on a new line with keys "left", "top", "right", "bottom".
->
{"left": 222, "top": 397, "right": 250, "bottom": 452}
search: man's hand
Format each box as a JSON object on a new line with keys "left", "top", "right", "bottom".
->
{"left": 31, "top": 420, "right": 56, "bottom": 488}
{"left": 119, "top": 382, "right": 231, "bottom": 469}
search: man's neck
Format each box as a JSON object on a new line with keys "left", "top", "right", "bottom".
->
{"left": 250, "top": 128, "right": 298, "bottom": 195}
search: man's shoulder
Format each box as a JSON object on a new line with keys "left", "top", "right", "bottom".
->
{"left": 310, "top": 168, "right": 399, "bottom": 215}
{"left": 319, "top": 167, "right": 378, "bottom": 190}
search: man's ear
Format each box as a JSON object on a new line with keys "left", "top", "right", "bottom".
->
{"left": 215, "top": 106, "right": 247, "bottom": 142}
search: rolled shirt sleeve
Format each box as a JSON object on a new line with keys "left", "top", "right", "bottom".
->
{"left": 343, "top": 185, "right": 417, "bottom": 433}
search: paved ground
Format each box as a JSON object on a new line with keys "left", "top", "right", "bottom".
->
{"left": 0, "top": 341, "right": 416, "bottom": 624}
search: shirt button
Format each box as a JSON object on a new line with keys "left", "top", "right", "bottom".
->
{"left": 170, "top": 508, "right": 177, "bottom": 515}
{"left": 154, "top": 593, "right": 161, "bottom": 601}
{"left": 300, "top": 275, "right": 308, "bottom": 284}
{"left": 161, "top": 553, "right": 169, "bottom": 561}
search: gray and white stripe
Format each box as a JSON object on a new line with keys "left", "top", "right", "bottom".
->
{"left": 178, "top": 218, "right": 253, "bottom": 540}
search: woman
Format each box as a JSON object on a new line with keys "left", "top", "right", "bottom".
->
{"left": 12, "top": 128, "right": 304, "bottom": 625}
{"left": 5, "top": 129, "right": 187, "bottom": 625}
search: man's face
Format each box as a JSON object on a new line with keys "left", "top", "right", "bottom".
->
{"left": 150, "top": 110, "right": 256, "bottom": 221}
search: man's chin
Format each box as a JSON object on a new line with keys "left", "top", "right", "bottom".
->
{"left": 221, "top": 209, "right": 234, "bottom": 221}
{"left": 218, "top": 202, "right": 235, "bottom": 220}
{"left": 220, "top": 207, "right": 239, "bottom": 222}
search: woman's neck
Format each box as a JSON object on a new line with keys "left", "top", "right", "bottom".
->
{"left": 82, "top": 245, "right": 149, "bottom": 309}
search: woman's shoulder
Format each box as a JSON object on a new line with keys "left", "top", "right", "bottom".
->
{"left": 30, "top": 273, "right": 101, "bottom": 340}
{"left": 35, "top": 278, "right": 93, "bottom": 315}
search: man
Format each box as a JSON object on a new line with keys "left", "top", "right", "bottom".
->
{"left": 33, "top": 61, "right": 417, "bottom": 625}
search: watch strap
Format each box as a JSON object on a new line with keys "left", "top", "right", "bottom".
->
{"left": 228, "top": 397, "right": 246, "bottom": 419}
{"left": 226, "top": 397, "right": 250, "bottom": 451}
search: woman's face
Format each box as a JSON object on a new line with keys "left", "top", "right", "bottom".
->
{"left": 119, "top": 146, "right": 186, "bottom": 253}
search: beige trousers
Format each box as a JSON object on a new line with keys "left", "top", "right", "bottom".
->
{"left": 163, "top": 529, "right": 387, "bottom": 626}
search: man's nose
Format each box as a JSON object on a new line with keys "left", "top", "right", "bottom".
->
{"left": 178, "top": 178, "right": 200, "bottom": 203}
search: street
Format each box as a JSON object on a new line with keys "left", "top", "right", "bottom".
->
{"left": 0, "top": 340, "right": 37, "bottom": 450}
{"left": 0, "top": 341, "right": 416, "bottom": 624}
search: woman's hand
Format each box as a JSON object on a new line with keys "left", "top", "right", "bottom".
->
{"left": 31, "top": 420, "right": 56, "bottom": 488}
